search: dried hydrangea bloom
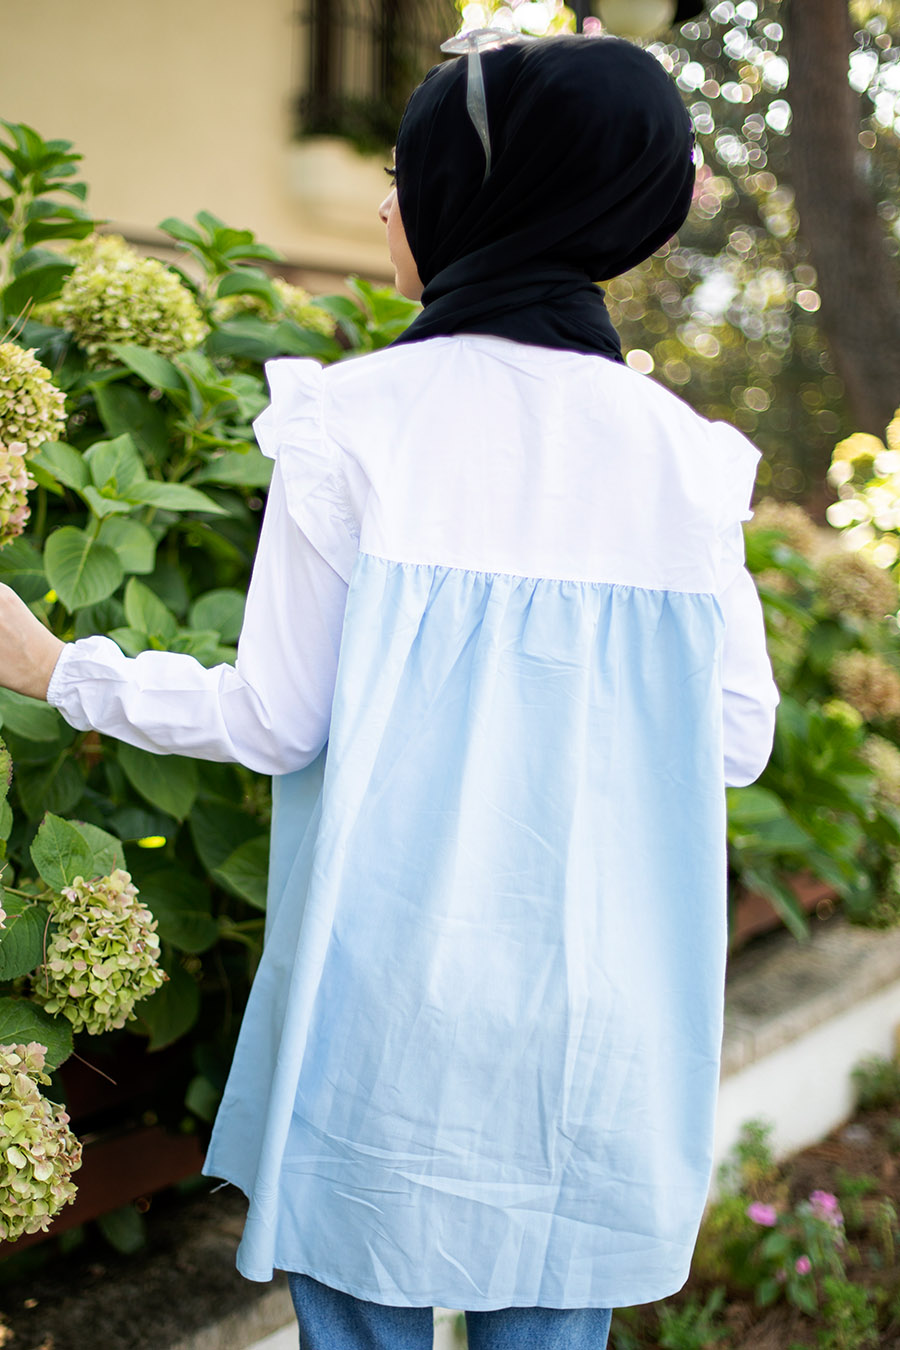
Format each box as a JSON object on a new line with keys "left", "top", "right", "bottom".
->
{"left": 0, "top": 1041, "right": 81, "bottom": 1241}
{"left": 54, "top": 234, "right": 208, "bottom": 366}
{"left": 746, "top": 499, "right": 824, "bottom": 560}
{"left": 31, "top": 869, "right": 167, "bottom": 1034}
{"left": 0, "top": 441, "right": 36, "bottom": 547}
{"left": 861, "top": 735, "right": 900, "bottom": 811}
{"left": 0, "top": 342, "right": 66, "bottom": 455}
{"left": 215, "top": 277, "right": 335, "bottom": 336}
{"left": 818, "top": 551, "right": 899, "bottom": 622}
{"left": 832, "top": 650, "right": 900, "bottom": 723}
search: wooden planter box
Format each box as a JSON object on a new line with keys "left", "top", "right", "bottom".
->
{"left": 1, "top": 1039, "right": 206, "bottom": 1258}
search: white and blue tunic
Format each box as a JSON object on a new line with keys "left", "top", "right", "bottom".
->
{"left": 48, "top": 336, "right": 778, "bottom": 1310}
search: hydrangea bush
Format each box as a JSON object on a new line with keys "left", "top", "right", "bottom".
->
{"left": 734, "top": 413, "right": 900, "bottom": 937}
{"left": 0, "top": 120, "right": 420, "bottom": 1244}
{"left": 47, "top": 233, "right": 208, "bottom": 364}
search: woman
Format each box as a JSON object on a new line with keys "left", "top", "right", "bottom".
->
{"left": 0, "top": 34, "right": 777, "bottom": 1350}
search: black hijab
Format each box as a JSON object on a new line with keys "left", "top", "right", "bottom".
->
{"left": 392, "top": 35, "right": 695, "bottom": 361}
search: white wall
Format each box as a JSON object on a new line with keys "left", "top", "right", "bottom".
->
{"left": 0, "top": 0, "right": 393, "bottom": 277}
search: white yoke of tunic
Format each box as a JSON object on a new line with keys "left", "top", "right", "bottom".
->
{"left": 48, "top": 335, "right": 778, "bottom": 1310}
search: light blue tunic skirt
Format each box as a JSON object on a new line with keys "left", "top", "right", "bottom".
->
{"left": 203, "top": 551, "right": 728, "bottom": 1310}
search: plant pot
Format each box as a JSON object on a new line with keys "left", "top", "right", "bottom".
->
{"left": 730, "top": 872, "right": 838, "bottom": 951}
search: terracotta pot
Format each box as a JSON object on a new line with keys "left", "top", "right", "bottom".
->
{"left": 730, "top": 872, "right": 838, "bottom": 951}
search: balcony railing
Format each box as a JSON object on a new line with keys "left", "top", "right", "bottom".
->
{"left": 295, "top": 0, "right": 459, "bottom": 151}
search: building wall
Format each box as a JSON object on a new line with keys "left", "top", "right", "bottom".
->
{"left": 0, "top": 0, "right": 394, "bottom": 279}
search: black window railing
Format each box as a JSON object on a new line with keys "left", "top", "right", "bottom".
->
{"left": 295, "top": 0, "right": 459, "bottom": 152}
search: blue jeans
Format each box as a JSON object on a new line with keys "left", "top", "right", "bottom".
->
{"left": 288, "top": 1273, "right": 613, "bottom": 1349}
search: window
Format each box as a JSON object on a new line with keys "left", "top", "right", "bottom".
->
{"left": 296, "top": 0, "right": 459, "bottom": 151}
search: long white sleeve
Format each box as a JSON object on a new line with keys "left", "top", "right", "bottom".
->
{"left": 46, "top": 459, "right": 350, "bottom": 775}
{"left": 717, "top": 519, "right": 779, "bottom": 788}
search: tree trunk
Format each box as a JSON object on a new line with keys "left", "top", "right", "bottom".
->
{"left": 787, "top": 0, "right": 900, "bottom": 434}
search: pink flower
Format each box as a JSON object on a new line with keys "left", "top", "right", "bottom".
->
{"left": 795, "top": 1255, "right": 812, "bottom": 1276}
{"left": 747, "top": 1201, "right": 778, "bottom": 1227}
{"left": 583, "top": 16, "right": 603, "bottom": 35}
{"left": 809, "top": 1190, "right": 843, "bottom": 1226}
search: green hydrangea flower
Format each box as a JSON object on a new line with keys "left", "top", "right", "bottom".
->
{"left": 54, "top": 234, "right": 208, "bottom": 365}
{"left": 214, "top": 277, "right": 334, "bottom": 336}
{"left": 0, "top": 1041, "right": 81, "bottom": 1241}
{"left": 31, "top": 869, "right": 167, "bottom": 1034}
{"left": 0, "top": 440, "right": 35, "bottom": 547}
{"left": 0, "top": 342, "right": 67, "bottom": 454}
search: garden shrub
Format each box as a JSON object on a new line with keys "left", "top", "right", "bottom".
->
{"left": 733, "top": 420, "right": 900, "bottom": 936}
{"left": 0, "top": 120, "right": 419, "bottom": 1239}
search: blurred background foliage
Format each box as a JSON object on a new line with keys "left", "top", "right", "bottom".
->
{"left": 465, "top": 0, "right": 900, "bottom": 510}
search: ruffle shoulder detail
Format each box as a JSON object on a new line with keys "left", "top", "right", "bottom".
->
{"left": 708, "top": 419, "right": 762, "bottom": 531}
{"left": 253, "top": 358, "right": 359, "bottom": 583}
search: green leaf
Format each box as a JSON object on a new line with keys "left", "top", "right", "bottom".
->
{"left": 105, "top": 626, "right": 152, "bottom": 657}
{"left": 95, "top": 1204, "right": 147, "bottom": 1255}
{"left": 44, "top": 526, "right": 123, "bottom": 611}
{"left": 741, "top": 866, "right": 810, "bottom": 941}
{"left": 135, "top": 870, "right": 218, "bottom": 953}
{"left": 726, "top": 785, "right": 787, "bottom": 827}
{"left": 85, "top": 433, "right": 147, "bottom": 494}
{"left": 31, "top": 440, "right": 89, "bottom": 492}
{"left": 213, "top": 834, "right": 269, "bottom": 911}
{"left": 133, "top": 955, "right": 200, "bottom": 1050}
{"left": 2, "top": 259, "right": 73, "bottom": 313}
{"left": 0, "top": 996, "right": 72, "bottom": 1069}
{"left": 188, "top": 588, "right": 245, "bottom": 643}
{"left": 97, "top": 517, "right": 157, "bottom": 575}
{"left": 70, "top": 821, "right": 126, "bottom": 876}
{"left": 0, "top": 536, "right": 47, "bottom": 603}
{"left": 184, "top": 1073, "right": 221, "bottom": 1122}
{"left": 16, "top": 756, "right": 85, "bottom": 821}
{"left": 217, "top": 267, "right": 279, "bottom": 307}
{"left": 206, "top": 316, "right": 339, "bottom": 364}
{"left": 0, "top": 689, "right": 63, "bottom": 742}
{"left": 0, "top": 898, "right": 47, "bottom": 980}
{"left": 123, "top": 577, "right": 178, "bottom": 642}
{"left": 189, "top": 799, "right": 263, "bottom": 874}
{"left": 117, "top": 744, "right": 198, "bottom": 820}
{"left": 125, "top": 481, "right": 227, "bottom": 515}
{"left": 93, "top": 383, "right": 172, "bottom": 465}
{"left": 81, "top": 486, "right": 136, "bottom": 519}
{"left": 107, "top": 344, "right": 187, "bottom": 393}
{"left": 193, "top": 448, "right": 273, "bottom": 488}
{"left": 158, "top": 216, "right": 205, "bottom": 246}
{"left": 30, "top": 811, "right": 94, "bottom": 889}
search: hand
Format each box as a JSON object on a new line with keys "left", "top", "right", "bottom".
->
{"left": 0, "top": 584, "right": 65, "bottom": 701}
